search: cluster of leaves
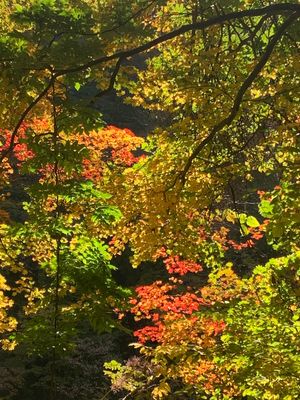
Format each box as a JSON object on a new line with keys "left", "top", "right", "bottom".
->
{"left": 0, "top": 0, "right": 299, "bottom": 399}
{"left": 0, "top": 0, "right": 160, "bottom": 134}
{"left": 106, "top": 209, "right": 300, "bottom": 399}
{"left": 0, "top": 120, "right": 144, "bottom": 354}
{"left": 101, "top": 0, "right": 300, "bottom": 399}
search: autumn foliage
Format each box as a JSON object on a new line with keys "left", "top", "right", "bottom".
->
{"left": 1, "top": 1, "right": 300, "bottom": 399}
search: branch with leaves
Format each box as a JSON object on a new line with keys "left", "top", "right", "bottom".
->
{"left": 1, "top": 3, "right": 299, "bottom": 163}
{"left": 178, "top": 11, "right": 299, "bottom": 185}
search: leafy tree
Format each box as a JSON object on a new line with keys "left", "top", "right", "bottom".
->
{"left": 0, "top": 0, "right": 299, "bottom": 399}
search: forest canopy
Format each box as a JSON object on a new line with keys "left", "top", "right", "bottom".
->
{"left": 0, "top": 1, "right": 299, "bottom": 399}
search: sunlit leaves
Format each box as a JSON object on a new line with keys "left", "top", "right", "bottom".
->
{"left": 0, "top": 120, "right": 143, "bottom": 352}
{"left": 0, "top": 1, "right": 299, "bottom": 397}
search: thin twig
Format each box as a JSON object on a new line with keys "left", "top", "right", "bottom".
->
{"left": 0, "top": 78, "right": 55, "bottom": 163}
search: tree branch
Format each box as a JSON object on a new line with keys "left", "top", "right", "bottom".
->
{"left": 1, "top": 4, "right": 299, "bottom": 162}
{"left": 99, "top": 0, "right": 158, "bottom": 36}
{"left": 54, "top": 3, "right": 300, "bottom": 76}
{"left": 44, "top": 0, "right": 158, "bottom": 50}
{"left": 0, "top": 77, "right": 55, "bottom": 163}
{"left": 92, "top": 56, "right": 125, "bottom": 101}
{"left": 177, "top": 11, "right": 299, "bottom": 186}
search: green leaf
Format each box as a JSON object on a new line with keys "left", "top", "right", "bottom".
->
{"left": 74, "top": 82, "right": 81, "bottom": 91}
{"left": 246, "top": 216, "right": 260, "bottom": 228}
{"left": 259, "top": 200, "right": 274, "bottom": 218}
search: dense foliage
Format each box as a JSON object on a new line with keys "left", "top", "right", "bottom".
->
{"left": 0, "top": 0, "right": 299, "bottom": 399}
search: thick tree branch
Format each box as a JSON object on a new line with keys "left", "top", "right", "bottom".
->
{"left": 54, "top": 3, "right": 300, "bottom": 76}
{"left": 1, "top": 4, "right": 299, "bottom": 161}
{"left": 178, "top": 11, "right": 299, "bottom": 185}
